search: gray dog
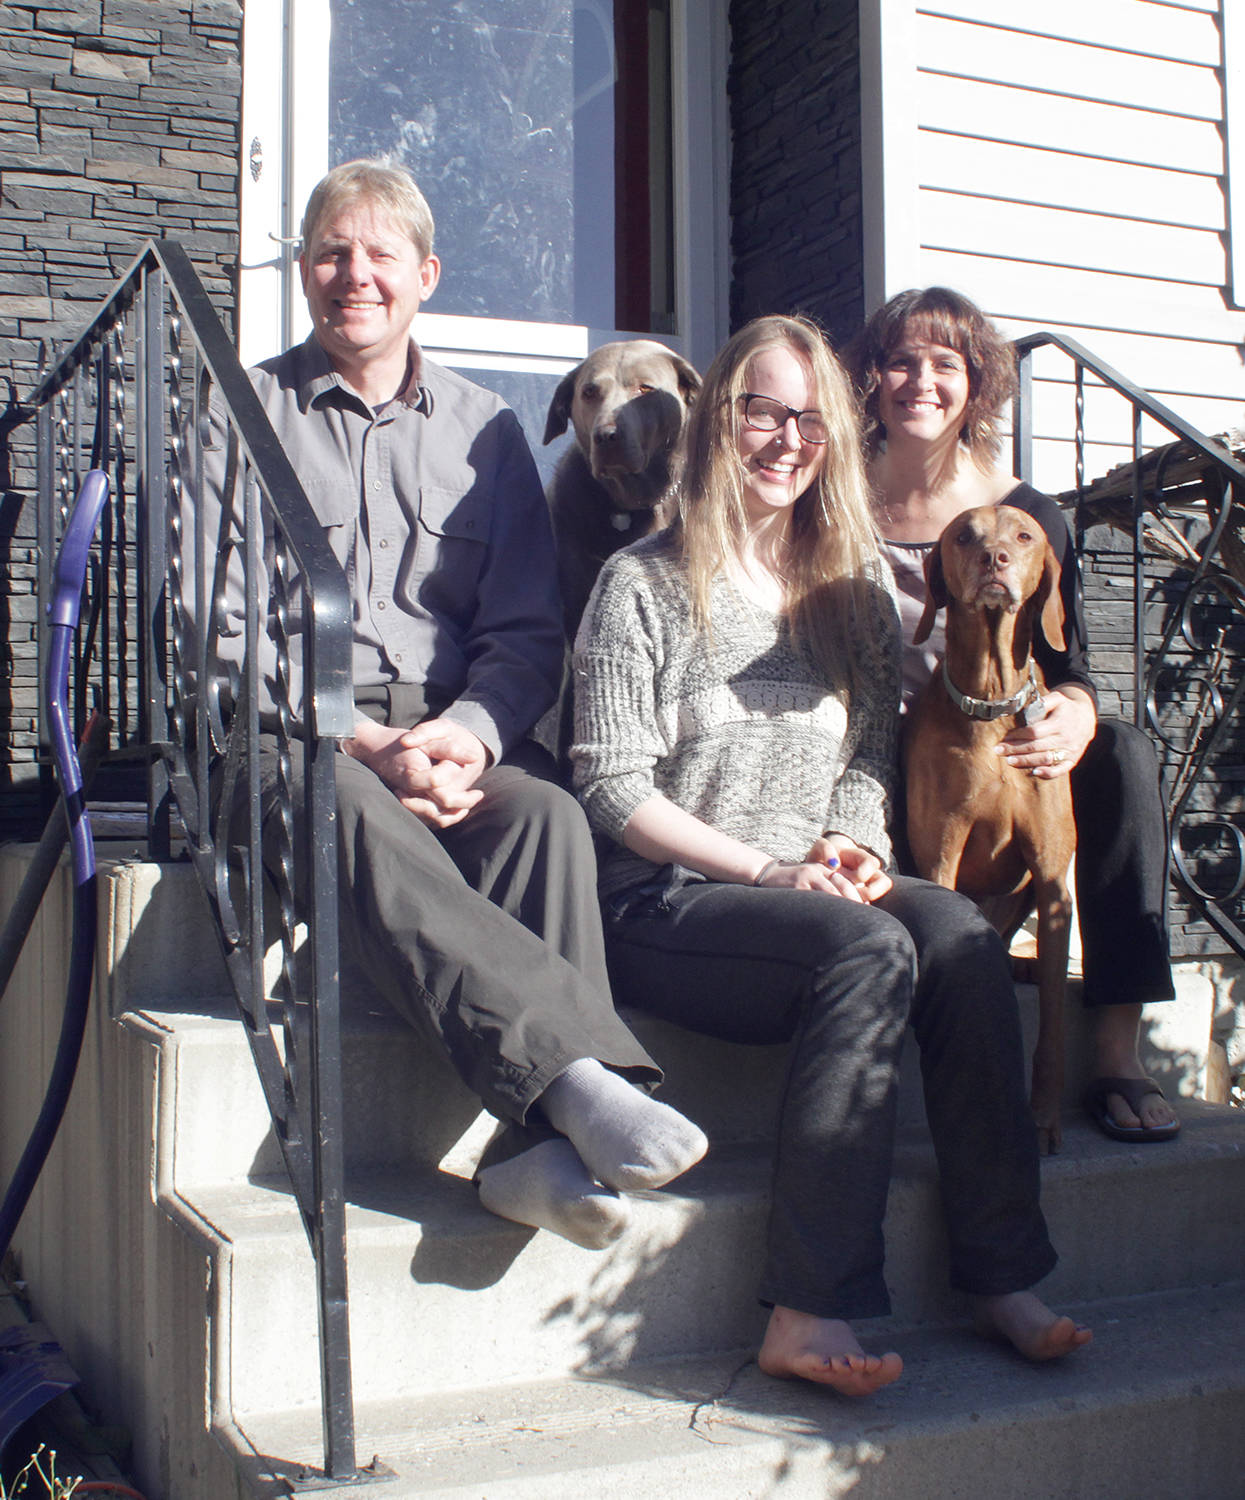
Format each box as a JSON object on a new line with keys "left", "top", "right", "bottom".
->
{"left": 543, "top": 339, "right": 700, "bottom": 637}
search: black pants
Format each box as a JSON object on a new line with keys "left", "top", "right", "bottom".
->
{"left": 605, "top": 873, "right": 1055, "bottom": 1321}
{"left": 1071, "top": 718, "right": 1174, "bottom": 1007}
{"left": 260, "top": 736, "right": 658, "bottom": 1129}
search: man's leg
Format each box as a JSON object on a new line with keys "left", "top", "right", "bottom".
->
{"left": 327, "top": 748, "right": 704, "bottom": 1242}
{"left": 436, "top": 739, "right": 611, "bottom": 994}
{"left": 327, "top": 748, "right": 655, "bottom": 1119}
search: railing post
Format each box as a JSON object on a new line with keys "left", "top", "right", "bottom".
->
{"left": 305, "top": 727, "right": 356, "bottom": 1479}
{"left": 139, "top": 259, "right": 172, "bottom": 858}
{"left": 36, "top": 401, "right": 57, "bottom": 819}
{"left": 1013, "top": 343, "right": 1033, "bottom": 485}
{"left": 1132, "top": 401, "right": 1145, "bottom": 729}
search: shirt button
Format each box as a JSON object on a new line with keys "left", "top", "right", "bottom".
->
{"left": 376, "top": 600, "right": 387, "bottom": 611}
{"left": 378, "top": 538, "right": 389, "bottom": 548}
{"left": 373, "top": 481, "right": 381, "bottom": 491}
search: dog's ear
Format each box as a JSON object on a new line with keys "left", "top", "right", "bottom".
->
{"left": 670, "top": 354, "right": 702, "bottom": 406}
{"left": 1034, "top": 544, "right": 1066, "bottom": 652}
{"left": 913, "top": 543, "right": 947, "bottom": 644}
{"left": 543, "top": 366, "right": 580, "bottom": 444}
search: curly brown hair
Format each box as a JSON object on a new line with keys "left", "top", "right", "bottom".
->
{"left": 846, "top": 287, "right": 1018, "bottom": 466}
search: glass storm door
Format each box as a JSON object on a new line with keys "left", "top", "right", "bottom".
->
{"left": 239, "top": 0, "right": 727, "bottom": 471}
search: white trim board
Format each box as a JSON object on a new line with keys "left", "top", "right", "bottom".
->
{"left": 860, "top": 0, "right": 920, "bottom": 310}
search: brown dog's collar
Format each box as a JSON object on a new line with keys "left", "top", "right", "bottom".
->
{"left": 943, "top": 659, "right": 1043, "bottom": 722}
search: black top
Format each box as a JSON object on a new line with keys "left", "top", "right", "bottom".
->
{"left": 1004, "top": 482, "right": 1097, "bottom": 707}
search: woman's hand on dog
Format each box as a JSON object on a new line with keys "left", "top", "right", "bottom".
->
{"left": 996, "top": 686, "right": 1097, "bottom": 780}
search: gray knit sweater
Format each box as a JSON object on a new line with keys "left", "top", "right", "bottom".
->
{"left": 571, "top": 531, "right": 902, "bottom": 902}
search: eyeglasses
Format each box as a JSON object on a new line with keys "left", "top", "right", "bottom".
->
{"left": 739, "top": 393, "right": 827, "bottom": 444}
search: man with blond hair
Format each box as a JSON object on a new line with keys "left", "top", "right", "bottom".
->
{"left": 212, "top": 159, "right": 705, "bottom": 1247}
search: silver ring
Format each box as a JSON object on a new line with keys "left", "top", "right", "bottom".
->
{"left": 1050, "top": 748, "right": 1066, "bottom": 765}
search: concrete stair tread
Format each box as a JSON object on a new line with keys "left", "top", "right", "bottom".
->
{"left": 181, "top": 1099, "right": 1245, "bottom": 1247}
{"left": 225, "top": 1280, "right": 1245, "bottom": 1499}
{"left": 176, "top": 1103, "right": 1244, "bottom": 1415}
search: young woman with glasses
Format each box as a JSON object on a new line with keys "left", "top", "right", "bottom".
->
{"left": 571, "top": 314, "right": 1090, "bottom": 1396}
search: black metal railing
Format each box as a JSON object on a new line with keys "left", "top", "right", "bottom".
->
{"left": 28, "top": 240, "right": 362, "bottom": 1484}
{"left": 1014, "top": 332, "right": 1245, "bottom": 959}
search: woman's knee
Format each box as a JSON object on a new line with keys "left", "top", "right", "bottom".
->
{"left": 805, "top": 903, "right": 918, "bottom": 1009}
{"left": 1075, "top": 717, "right": 1159, "bottom": 796}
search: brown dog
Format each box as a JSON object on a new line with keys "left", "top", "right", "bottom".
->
{"left": 544, "top": 339, "right": 700, "bottom": 637}
{"left": 905, "top": 505, "right": 1076, "bottom": 1153}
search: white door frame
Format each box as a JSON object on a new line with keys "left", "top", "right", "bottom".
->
{"left": 859, "top": 0, "right": 919, "bottom": 316}
{"left": 238, "top": 0, "right": 729, "bottom": 372}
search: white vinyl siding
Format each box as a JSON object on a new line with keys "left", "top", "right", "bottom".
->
{"left": 880, "top": 0, "right": 1245, "bottom": 493}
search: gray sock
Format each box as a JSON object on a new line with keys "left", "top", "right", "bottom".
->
{"left": 476, "top": 1136, "right": 631, "bottom": 1250}
{"left": 539, "top": 1057, "right": 708, "bottom": 1192}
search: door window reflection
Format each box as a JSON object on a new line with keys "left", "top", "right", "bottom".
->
{"left": 326, "top": 0, "right": 673, "bottom": 332}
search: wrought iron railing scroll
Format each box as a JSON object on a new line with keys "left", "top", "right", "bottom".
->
{"left": 29, "top": 240, "right": 365, "bottom": 1485}
{"left": 1014, "top": 332, "right": 1245, "bottom": 960}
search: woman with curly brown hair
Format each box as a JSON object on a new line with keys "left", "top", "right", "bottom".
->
{"left": 572, "top": 313, "right": 1090, "bottom": 1396}
{"left": 850, "top": 286, "right": 1179, "bottom": 1144}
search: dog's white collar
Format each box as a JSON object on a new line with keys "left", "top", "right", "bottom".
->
{"left": 942, "top": 659, "right": 1044, "bottom": 723}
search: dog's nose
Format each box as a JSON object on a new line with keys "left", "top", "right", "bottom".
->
{"left": 594, "top": 426, "right": 621, "bottom": 447}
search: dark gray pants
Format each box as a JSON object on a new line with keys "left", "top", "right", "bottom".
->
{"left": 605, "top": 874, "right": 1056, "bottom": 1320}
{"left": 262, "top": 736, "right": 658, "bottom": 1129}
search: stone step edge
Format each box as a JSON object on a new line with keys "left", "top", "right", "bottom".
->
{"left": 217, "top": 1279, "right": 1245, "bottom": 1500}
{"left": 172, "top": 1100, "right": 1245, "bottom": 1251}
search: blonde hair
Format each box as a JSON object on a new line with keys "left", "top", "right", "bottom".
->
{"left": 300, "top": 158, "right": 436, "bottom": 262}
{"left": 679, "top": 314, "right": 881, "bottom": 692}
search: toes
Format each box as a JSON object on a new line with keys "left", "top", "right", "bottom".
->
{"left": 1034, "top": 1317, "right": 1093, "bottom": 1360}
{"left": 1106, "top": 1092, "right": 1142, "bottom": 1130}
{"left": 1140, "top": 1097, "right": 1177, "bottom": 1130}
{"left": 1110, "top": 1090, "right": 1179, "bottom": 1133}
{"left": 790, "top": 1350, "right": 903, "bottom": 1395}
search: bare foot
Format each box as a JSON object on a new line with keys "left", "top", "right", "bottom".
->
{"left": 1094, "top": 1005, "right": 1179, "bottom": 1134}
{"left": 973, "top": 1290, "right": 1092, "bottom": 1361}
{"left": 758, "top": 1306, "right": 903, "bottom": 1395}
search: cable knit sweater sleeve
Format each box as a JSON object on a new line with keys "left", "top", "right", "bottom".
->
{"left": 571, "top": 538, "right": 683, "bottom": 844}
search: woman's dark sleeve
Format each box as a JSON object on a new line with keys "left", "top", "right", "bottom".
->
{"left": 1008, "top": 483, "right": 1098, "bottom": 708}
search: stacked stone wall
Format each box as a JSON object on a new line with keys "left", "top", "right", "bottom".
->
{"left": 0, "top": 0, "right": 241, "bottom": 836}
{"left": 727, "top": 0, "right": 862, "bottom": 349}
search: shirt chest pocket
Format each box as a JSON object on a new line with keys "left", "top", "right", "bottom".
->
{"left": 300, "top": 478, "right": 359, "bottom": 572}
{"left": 404, "top": 484, "right": 492, "bottom": 620}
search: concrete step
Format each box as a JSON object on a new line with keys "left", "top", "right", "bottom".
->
{"left": 92, "top": 851, "right": 1225, "bottom": 1185}
{"left": 134, "top": 962, "right": 1219, "bottom": 1192}
{"left": 5, "top": 847, "right": 1242, "bottom": 1500}
{"left": 177, "top": 1103, "right": 1245, "bottom": 1418}
{"left": 222, "top": 1279, "right": 1245, "bottom": 1499}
